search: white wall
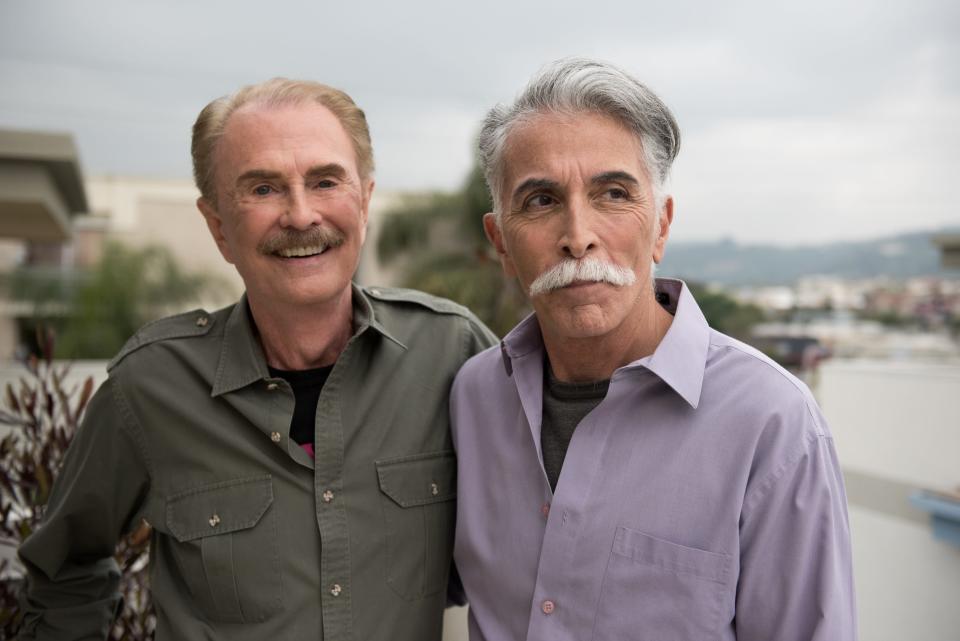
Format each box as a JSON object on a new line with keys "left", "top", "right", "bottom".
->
{"left": 849, "top": 506, "right": 960, "bottom": 641}
{"left": 819, "top": 359, "right": 960, "bottom": 490}
{"left": 817, "top": 359, "right": 960, "bottom": 641}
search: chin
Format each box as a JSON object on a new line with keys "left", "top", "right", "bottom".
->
{"left": 265, "top": 280, "right": 352, "bottom": 309}
{"left": 548, "top": 304, "right": 621, "bottom": 339}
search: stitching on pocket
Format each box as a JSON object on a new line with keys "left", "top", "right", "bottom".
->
{"left": 612, "top": 527, "right": 730, "bottom": 584}
{"left": 166, "top": 475, "right": 274, "bottom": 541}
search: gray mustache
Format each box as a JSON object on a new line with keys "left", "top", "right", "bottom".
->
{"left": 257, "top": 227, "right": 346, "bottom": 255}
{"left": 528, "top": 257, "right": 636, "bottom": 296}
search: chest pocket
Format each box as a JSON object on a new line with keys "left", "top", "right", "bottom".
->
{"left": 592, "top": 526, "right": 731, "bottom": 641}
{"left": 376, "top": 451, "right": 457, "bottom": 600}
{"left": 165, "top": 475, "right": 282, "bottom": 623}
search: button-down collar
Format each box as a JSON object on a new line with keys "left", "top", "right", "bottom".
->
{"left": 498, "top": 278, "right": 710, "bottom": 409}
{"left": 211, "top": 285, "right": 406, "bottom": 397}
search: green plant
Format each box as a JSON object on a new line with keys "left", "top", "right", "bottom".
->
{"left": 376, "top": 161, "right": 527, "bottom": 336}
{"left": 11, "top": 242, "right": 225, "bottom": 360}
{"left": 687, "top": 282, "right": 766, "bottom": 341}
{"left": 0, "top": 329, "right": 154, "bottom": 639}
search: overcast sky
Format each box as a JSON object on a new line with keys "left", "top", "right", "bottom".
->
{"left": 1, "top": 0, "right": 957, "bottom": 244}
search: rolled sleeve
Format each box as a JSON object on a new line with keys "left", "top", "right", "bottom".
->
{"left": 736, "top": 431, "right": 857, "bottom": 641}
{"left": 18, "top": 377, "right": 151, "bottom": 640}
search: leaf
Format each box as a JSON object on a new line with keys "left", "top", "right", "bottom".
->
{"left": 5, "top": 384, "right": 20, "bottom": 414}
{"left": 76, "top": 377, "right": 94, "bottom": 420}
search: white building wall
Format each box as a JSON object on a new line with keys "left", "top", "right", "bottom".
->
{"left": 817, "top": 359, "right": 960, "bottom": 641}
{"left": 820, "top": 360, "right": 960, "bottom": 490}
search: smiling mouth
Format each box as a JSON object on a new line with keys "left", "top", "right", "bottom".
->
{"left": 272, "top": 244, "right": 332, "bottom": 259}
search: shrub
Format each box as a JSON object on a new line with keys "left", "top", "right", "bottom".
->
{"left": 0, "top": 328, "right": 154, "bottom": 639}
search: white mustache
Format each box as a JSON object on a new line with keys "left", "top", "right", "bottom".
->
{"left": 528, "top": 257, "right": 636, "bottom": 296}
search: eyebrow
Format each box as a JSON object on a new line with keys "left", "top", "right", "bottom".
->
{"left": 591, "top": 171, "right": 641, "bottom": 186}
{"left": 235, "top": 163, "right": 349, "bottom": 186}
{"left": 236, "top": 169, "right": 282, "bottom": 185}
{"left": 305, "top": 163, "right": 348, "bottom": 180}
{"left": 511, "top": 177, "right": 560, "bottom": 201}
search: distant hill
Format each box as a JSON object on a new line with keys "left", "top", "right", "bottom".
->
{"left": 658, "top": 228, "right": 960, "bottom": 286}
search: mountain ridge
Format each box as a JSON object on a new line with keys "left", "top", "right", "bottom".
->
{"left": 658, "top": 227, "right": 960, "bottom": 286}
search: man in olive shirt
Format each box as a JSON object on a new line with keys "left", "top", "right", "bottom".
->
{"left": 18, "top": 79, "right": 496, "bottom": 640}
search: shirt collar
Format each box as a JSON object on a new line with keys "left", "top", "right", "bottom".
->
{"left": 633, "top": 279, "right": 710, "bottom": 409}
{"left": 211, "top": 284, "right": 405, "bottom": 397}
{"left": 499, "top": 278, "right": 710, "bottom": 409}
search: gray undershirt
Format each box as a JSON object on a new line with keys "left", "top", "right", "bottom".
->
{"left": 541, "top": 361, "right": 610, "bottom": 492}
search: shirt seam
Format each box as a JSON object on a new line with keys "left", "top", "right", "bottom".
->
{"left": 107, "top": 373, "right": 156, "bottom": 482}
{"left": 740, "top": 431, "right": 826, "bottom": 523}
{"left": 708, "top": 340, "right": 826, "bottom": 435}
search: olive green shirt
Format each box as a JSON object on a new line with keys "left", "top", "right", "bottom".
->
{"left": 18, "top": 285, "right": 497, "bottom": 641}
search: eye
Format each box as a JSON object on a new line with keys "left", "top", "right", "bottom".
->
{"left": 525, "top": 193, "right": 556, "bottom": 210}
{"left": 253, "top": 184, "right": 275, "bottom": 196}
{"left": 606, "top": 187, "right": 629, "bottom": 200}
{"left": 315, "top": 179, "right": 337, "bottom": 189}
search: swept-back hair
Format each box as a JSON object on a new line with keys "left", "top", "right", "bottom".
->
{"left": 191, "top": 78, "right": 374, "bottom": 201}
{"left": 478, "top": 57, "right": 680, "bottom": 215}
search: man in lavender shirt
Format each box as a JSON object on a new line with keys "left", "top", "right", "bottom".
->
{"left": 450, "top": 58, "right": 857, "bottom": 641}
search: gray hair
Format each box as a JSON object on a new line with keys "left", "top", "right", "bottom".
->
{"left": 478, "top": 57, "right": 680, "bottom": 217}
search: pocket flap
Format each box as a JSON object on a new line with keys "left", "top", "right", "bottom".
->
{"left": 613, "top": 527, "right": 730, "bottom": 583}
{"left": 376, "top": 451, "right": 456, "bottom": 507}
{"left": 166, "top": 475, "right": 274, "bottom": 542}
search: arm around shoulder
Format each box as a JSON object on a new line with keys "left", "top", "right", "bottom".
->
{"left": 17, "top": 376, "right": 151, "bottom": 640}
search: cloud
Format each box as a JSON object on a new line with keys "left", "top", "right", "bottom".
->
{"left": 0, "top": 0, "right": 956, "bottom": 242}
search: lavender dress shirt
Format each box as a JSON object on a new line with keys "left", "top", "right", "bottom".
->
{"left": 450, "top": 279, "right": 856, "bottom": 641}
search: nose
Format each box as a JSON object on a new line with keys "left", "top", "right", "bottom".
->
{"left": 281, "top": 185, "right": 318, "bottom": 231}
{"left": 558, "top": 201, "right": 598, "bottom": 259}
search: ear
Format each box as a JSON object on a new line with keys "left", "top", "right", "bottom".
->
{"left": 483, "top": 212, "right": 518, "bottom": 278}
{"left": 652, "top": 195, "right": 674, "bottom": 264}
{"left": 358, "top": 179, "right": 375, "bottom": 246}
{"left": 197, "top": 197, "right": 235, "bottom": 265}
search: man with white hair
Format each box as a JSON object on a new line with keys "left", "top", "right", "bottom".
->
{"left": 18, "top": 78, "right": 496, "bottom": 640}
{"left": 451, "top": 58, "right": 856, "bottom": 640}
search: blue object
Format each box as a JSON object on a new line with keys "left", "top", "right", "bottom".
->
{"left": 910, "top": 491, "right": 960, "bottom": 547}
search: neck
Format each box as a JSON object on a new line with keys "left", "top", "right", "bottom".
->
{"left": 541, "top": 295, "right": 673, "bottom": 383}
{"left": 248, "top": 288, "right": 354, "bottom": 371}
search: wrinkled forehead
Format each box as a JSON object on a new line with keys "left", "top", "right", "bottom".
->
{"left": 500, "top": 110, "right": 649, "bottom": 190}
{"left": 215, "top": 102, "right": 359, "bottom": 178}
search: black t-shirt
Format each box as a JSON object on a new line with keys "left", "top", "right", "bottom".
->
{"left": 268, "top": 365, "right": 334, "bottom": 446}
{"left": 540, "top": 360, "right": 609, "bottom": 491}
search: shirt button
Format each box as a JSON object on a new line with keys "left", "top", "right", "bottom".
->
{"left": 266, "top": 382, "right": 279, "bottom": 391}
{"left": 195, "top": 315, "right": 209, "bottom": 327}
{"left": 430, "top": 482, "right": 439, "bottom": 496}
{"left": 208, "top": 514, "right": 221, "bottom": 528}
{"left": 541, "top": 503, "right": 550, "bottom": 517}
{"left": 270, "top": 431, "right": 282, "bottom": 443}
{"left": 541, "top": 599, "right": 555, "bottom": 614}
{"left": 322, "top": 490, "right": 335, "bottom": 503}
{"left": 330, "top": 583, "right": 342, "bottom": 597}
